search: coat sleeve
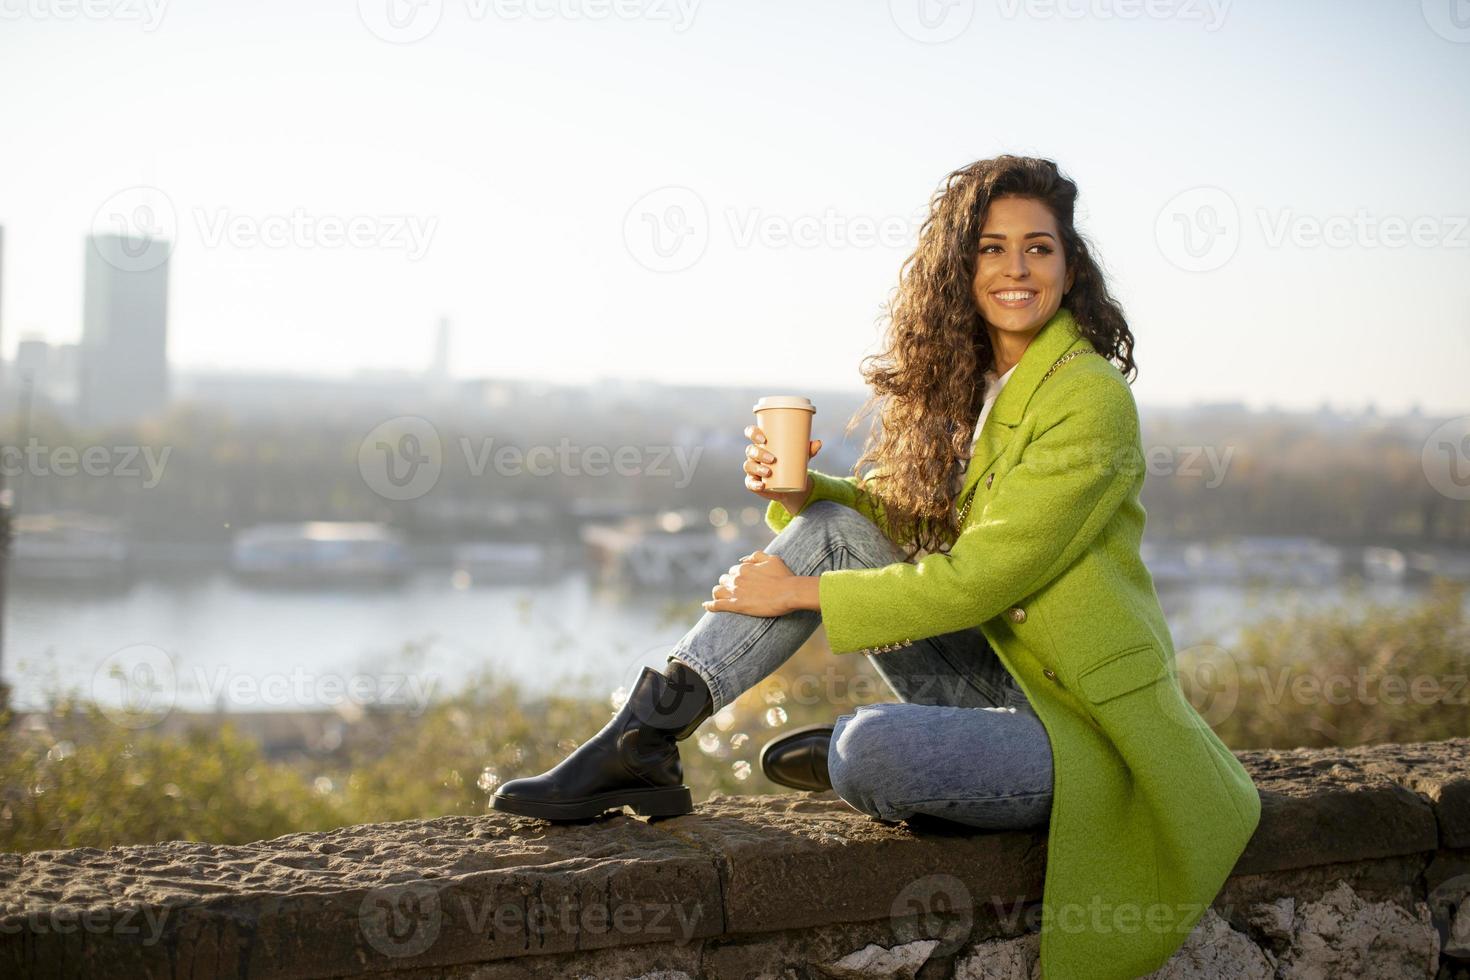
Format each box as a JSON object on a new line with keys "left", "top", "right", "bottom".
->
{"left": 764, "top": 468, "right": 892, "bottom": 538}
{"left": 816, "top": 372, "right": 1143, "bottom": 654}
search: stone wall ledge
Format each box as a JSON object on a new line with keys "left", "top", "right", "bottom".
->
{"left": 3, "top": 737, "right": 1469, "bottom": 979}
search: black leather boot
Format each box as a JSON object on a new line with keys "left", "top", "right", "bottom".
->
{"left": 758, "top": 724, "right": 834, "bottom": 792}
{"left": 490, "top": 658, "right": 714, "bottom": 821}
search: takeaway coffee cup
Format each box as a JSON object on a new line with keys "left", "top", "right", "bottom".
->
{"left": 752, "top": 396, "right": 815, "bottom": 493}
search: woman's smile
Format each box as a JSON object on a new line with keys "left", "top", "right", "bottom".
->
{"left": 991, "top": 289, "right": 1038, "bottom": 308}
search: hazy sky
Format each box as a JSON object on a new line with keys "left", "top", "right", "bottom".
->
{"left": 2, "top": 0, "right": 1467, "bottom": 413}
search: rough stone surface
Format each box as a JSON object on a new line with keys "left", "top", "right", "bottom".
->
{"left": 952, "top": 933, "right": 1040, "bottom": 979}
{"left": 1146, "top": 908, "right": 1275, "bottom": 979}
{"left": 0, "top": 738, "right": 1467, "bottom": 978}
{"left": 815, "top": 938, "right": 938, "bottom": 979}
{"left": 1252, "top": 879, "right": 1439, "bottom": 978}
{"left": 1232, "top": 741, "right": 1447, "bottom": 875}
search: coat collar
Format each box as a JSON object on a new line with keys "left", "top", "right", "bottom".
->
{"left": 958, "top": 305, "right": 1094, "bottom": 509}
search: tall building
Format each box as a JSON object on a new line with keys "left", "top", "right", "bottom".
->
{"left": 426, "top": 315, "right": 454, "bottom": 401}
{"left": 79, "top": 233, "right": 170, "bottom": 427}
{"left": 431, "top": 315, "right": 450, "bottom": 379}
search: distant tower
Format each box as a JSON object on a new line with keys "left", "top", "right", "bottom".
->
{"left": 79, "top": 233, "right": 170, "bottom": 427}
{"left": 432, "top": 316, "right": 450, "bottom": 378}
{"left": 427, "top": 315, "right": 452, "bottom": 399}
{"left": 0, "top": 225, "right": 6, "bottom": 391}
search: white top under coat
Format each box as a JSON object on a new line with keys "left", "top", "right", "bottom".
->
{"left": 972, "top": 362, "right": 1018, "bottom": 447}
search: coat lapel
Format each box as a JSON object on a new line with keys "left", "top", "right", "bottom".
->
{"left": 956, "top": 306, "right": 1093, "bottom": 512}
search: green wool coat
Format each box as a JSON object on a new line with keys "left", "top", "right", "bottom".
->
{"left": 765, "top": 306, "right": 1261, "bottom": 979}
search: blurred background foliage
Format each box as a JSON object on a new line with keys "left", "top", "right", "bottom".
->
{"left": 3, "top": 577, "right": 1466, "bottom": 853}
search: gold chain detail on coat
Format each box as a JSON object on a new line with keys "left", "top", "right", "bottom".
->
{"left": 954, "top": 349, "right": 1099, "bottom": 526}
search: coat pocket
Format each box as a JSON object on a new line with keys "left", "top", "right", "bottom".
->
{"left": 1077, "top": 644, "right": 1168, "bottom": 704}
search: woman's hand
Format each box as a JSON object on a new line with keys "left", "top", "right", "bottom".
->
{"left": 702, "top": 550, "right": 809, "bottom": 617}
{"left": 744, "top": 424, "right": 821, "bottom": 515}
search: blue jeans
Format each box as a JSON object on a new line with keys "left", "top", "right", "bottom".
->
{"left": 667, "top": 499, "right": 1054, "bottom": 830}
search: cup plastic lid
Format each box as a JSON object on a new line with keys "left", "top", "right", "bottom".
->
{"left": 752, "top": 395, "right": 815, "bottom": 413}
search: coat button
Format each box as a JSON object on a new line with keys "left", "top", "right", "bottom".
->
{"left": 1007, "top": 606, "right": 1027, "bottom": 624}
{"left": 1043, "top": 668, "right": 1057, "bottom": 681}
{"left": 985, "top": 473, "right": 994, "bottom": 489}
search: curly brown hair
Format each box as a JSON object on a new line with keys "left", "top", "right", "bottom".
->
{"left": 840, "top": 154, "right": 1138, "bottom": 561}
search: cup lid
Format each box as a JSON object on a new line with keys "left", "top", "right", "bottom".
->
{"left": 752, "top": 395, "right": 815, "bottom": 413}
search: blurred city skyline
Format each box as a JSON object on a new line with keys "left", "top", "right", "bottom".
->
{"left": 1, "top": 0, "right": 1467, "bottom": 415}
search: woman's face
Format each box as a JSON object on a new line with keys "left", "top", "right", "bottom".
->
{"left": 970, "top": 195, "right": 1074, "bottom": 341}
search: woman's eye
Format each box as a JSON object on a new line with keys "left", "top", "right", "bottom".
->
{"left": 980, "top": 243, "right": 1054, "bottom": 255}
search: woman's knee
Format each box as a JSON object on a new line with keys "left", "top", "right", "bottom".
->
{"left": 828, "top": 705, "right": 905, "bottom": 802}
{"left": 793, "top": 498, "right": 867, "bottom": 531}
{"left": 787, "top": 500, "right": 900, "bottom": 564}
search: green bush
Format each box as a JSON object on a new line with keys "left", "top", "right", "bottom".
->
{"left": 1193, "top": 578, "right": 1469, "bottom": 749}
{"left": 4, "top": 582, "right": 1466, "bottom": 852}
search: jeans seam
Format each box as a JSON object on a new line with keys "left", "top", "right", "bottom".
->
{"left": 928, "top": 641, "right": 1007, "bottom": 707}
{"left": 901, "top": 791, "right": 1052, "bottom": 805}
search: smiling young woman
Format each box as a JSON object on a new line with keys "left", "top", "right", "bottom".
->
{"left": 493, "top": 155, "right": 1260, "bottom": 980}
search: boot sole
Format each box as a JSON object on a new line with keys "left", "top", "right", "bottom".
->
{"left": 491, "top": 785, "right": 693, "bottom": 821}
